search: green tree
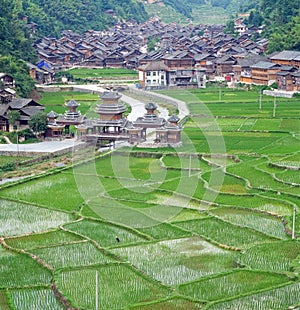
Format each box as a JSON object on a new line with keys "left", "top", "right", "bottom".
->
{"left": 224, "top": 19, "right": 235, "bottom": 34}
{"left": 7, "top": 110, "right": 21, "bottom": 130}
{"left": 28, "top": 112, "right": 47, "bottom": 135}
{"left": 147, "top": 36, "right": 160, "bottom": 52}
{"left": 0, "top": 55, "right": 35, "bottom": 97}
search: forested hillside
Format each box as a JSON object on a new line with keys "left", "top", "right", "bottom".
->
{"left": 23, "top": 0, "right": 148, "bottom": 37}
{"left": 0, "top": 0, "right": 148, "bottom": 62}
{"left": 160, "top": 0, "right": 241, "bottom": 19}
{"left": 245, "top": 0, "right": 300, "bottom": 52}
{"left": 0, "top": 0, "right": 148, "bottom": 97}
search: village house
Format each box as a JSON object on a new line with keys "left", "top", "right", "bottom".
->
{"left": 0, "top": 88, "right": 16, "bottom": 104}
{"left": 276, "top": 70, "right": 300, "bottom": 92}
{"left": 27, "top": 61, "right": 55, "bottom": 84}
{"left": 270, "top": 50, "right": 300, "bottom": 69}
{"left": 215, "top": 55, "right": 237, "bottom": 77}
{"left": 0, "top": 73, "right": 15, "bottom": 88}
{"left": 138, "top": 60, "right": 167, "bottom": 89}
{"left": 0, "top": 98, "right": 44, "bottom": 132}
{"left": 234, "top": 18, "right": 247, "bottom": 35}
{"left": 250, "top": 61, "right": 282, "bottom": 85}
{"left": 233, "top": 55, "right": 267, "bottom": 84}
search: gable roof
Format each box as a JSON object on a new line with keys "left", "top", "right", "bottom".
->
{"left": 270, "top": 51, "right": 300, "bottom": 61}
{"left": 139, "top": 60, "right": 166, "bottom": 71}
{"left": 0, "top": 104, "right": 9, "bottom": 117}
{"left": 9, "top": 98, "right": 42, "bottom": 109}
{"left": 251, "top": 61, "right": 281, "bottom": 69}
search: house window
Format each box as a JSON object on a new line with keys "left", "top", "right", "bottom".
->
{"left": 146, "top": 80, "right": 151, "bottom": 84}
{"left": 153, "top": 72, "right": 157, "bottom": 76}
{"left": 146, "top": 72, "right": 151, "bottom": 76}
{"left": 161, "top": 75, "right": 164, "bottom": 79}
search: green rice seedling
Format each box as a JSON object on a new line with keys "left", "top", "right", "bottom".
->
{"left": 10, "top": 288, "right": 64, "bottom": 310}
{"left": 222, "top": 132, "right": 289, "bottom": 154}
{"left": 238, "top": 118, "right": 257, "bottom": 131}
{"left": 174, "top": 218, "right": 276, "bottom": 248}
{"left": 179, "top": 270, "right": 289, "bottom": 301}
{"left": 82, "top": 196, "right": 173, "bottom": 220}
{"left": 202, "top": 171, "right": 248, "bottom": 194}
{"left": 280, "top": 119, "right": 300, "bottom": 132}
{"left": 0, "top": 173, "right": 84, "bottom": 211}
{"left": 159, "top": 174, "right": 206, "bottom": 202}
{"left": 136, "top": 223, "right": 192, "bottom": 240}
{"left": 291, "top": 252, "right": 300, "bottom": 273}
{"left": 130, "top": 296, "right": 204, "bottom": 309}
{"left": 38, "top": 91, "right": 98, "bottom": 106}
{"left": 227, "top": 157, "right": 299, "bottom": 195}
{"left": 275, "top": 169, "right": 300, "bottom": 185}
{"left": 30, "top": 242, "right": 114, "bottom": 269}
{"left": 252, "top": 119, "right": 281, "bottom": 131}
{"left": 262, "top": 135, "right": 300, "bottom": 155}
{"left": 65, "top": 67, "right": 137, "bottom": 79}
{"left": 0, "top": 246, "right": 51, "bottom": 288}
{"left": 202, "top": 155, "right": 237, "bottom": 167}
{"left": 56, "top": 264, "right": 168, "bottom": 309}
{"left": 64, "top": 219, "right": 147, "bottom": 247}
{"left": 0, "top": 199, "right": 73, "bottom": 237}
{"left": 94, "top": 155, "right": 161, "bottom": 180}
{"left": 113, "top": 237, "right": 237, "bottom": 285}
{"left": 215, "top": 192, "right": 293, "bottom": 216}
{"left": 169, "top": 209, "right": 209, "bottom": 222}
{"left": 208, "top": 282, "right": 300, "bottom": 309}
{"left": 279, "top": 153, "right": 300, "bottom": 163}
{"left": 210, "top": 208, "right": 288, "bottom": 239}
{"left": 86, "top": 196, "right": 162, "bottom": 228}
{"left": 216, "top": 118, "right": 245, "bottom": 131}
{"left": 162, "top": 154, "right": 209, "bottom": 171}
{"left": 0, "top": 290, "right": 10, "bottom": 310}
{"left": 238, "top": 240, "right": 300, "bottom": 272}
{"left": 5, "top": 230, "right": 83, "bottom": 250}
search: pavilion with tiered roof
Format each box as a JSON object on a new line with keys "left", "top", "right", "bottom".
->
{"left": 46, "top": 91, "right": 182, "bottom": 146}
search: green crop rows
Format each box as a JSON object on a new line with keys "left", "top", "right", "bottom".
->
{"left": 0, "top": 87, "right": 299, "bottom": 309}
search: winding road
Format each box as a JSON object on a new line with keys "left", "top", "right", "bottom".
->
{"left": 0, "top": 84, "right": 189, "bottom": 154}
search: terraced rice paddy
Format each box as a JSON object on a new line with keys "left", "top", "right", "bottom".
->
{"left": 0, "top": 87, "right": 299, "bottom": 308}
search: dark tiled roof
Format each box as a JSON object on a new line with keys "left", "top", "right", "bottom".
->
{"left": 0, "top": 104, "right": 9, "bottom": 117}
{"left": 270, "top": 51, "right": 300, "bottom": 61}
{"left": 100, "top": 91, "right": 121, "bottom": 100}
{"left": 251, "top": 61, "right": 280, "bottom": 69}
{"left": 9, "top": 99, "right": 33, "bottom": 109}
{"left": 21, "top": 106, "right": 44, "bottom": 117}
{"left": 66, "top": 99, "right": 79, "bottom": 107}
{"left": 168, "top": 115, "right": 180, "bottom": 123}
{"left": 47, "top": 111, "right": 58, "bottom": 118}
{"left": 140, "top": 60, "right": 166, "bottom": 71}
{"left": 145, "top": 102, "right": 157, "bottom": 110}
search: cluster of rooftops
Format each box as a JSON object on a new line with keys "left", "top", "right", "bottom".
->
{"left": 34, "top": 17, "right": 267, "bottom": 70}
{"left": 30, "top": 17, "right": 300, "bottom": 92}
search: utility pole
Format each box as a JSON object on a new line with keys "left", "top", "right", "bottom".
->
{"left": 16, "top": 134, "right": 19, "bottom": 157}
{"left": 95, "top": 270, "right": 99, "bottom": 310}
{"left": 273, "top": 96, "right": 277, "bottom": 117}
{"left": 259, "top": 90, "right": 262, "bottom": 111}
{"left": 292, "top": 207, "right": 296, "bottom": 240}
